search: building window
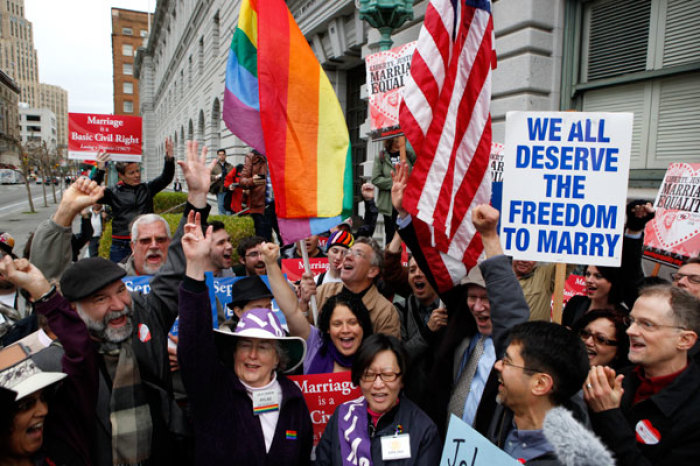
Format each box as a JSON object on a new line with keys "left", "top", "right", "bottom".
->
{"left": 140, "top": 29, "right": 147, "bottom": 37}
{"left": 572, "top": 0, "right": 700, "bottom": 169}
{"left": 123, "top": 63, "right": 133, "bottom": 75}
{"left": 122, "top": 44, "right": 133, "bottom": 56}
{"left": 123, "top": 101, "right": 133, "bottom": 113}
{"left": 123, "top": 82, "right": 134, "bottom": 94}
{"left": 122, "top": 27, "right": 133, "bottom": 35}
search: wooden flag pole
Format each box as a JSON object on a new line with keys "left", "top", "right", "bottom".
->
{"left": 551, "top": 263, "right": 567, "bottom": 324}
{"left": 299, "top": 240, "right": 319, "bottom": 325}
{"left": 399, "top": 135, "right": 407, "bottom": 164}
{"left": 651, "top": 263, "right": 661, "bottom": 277}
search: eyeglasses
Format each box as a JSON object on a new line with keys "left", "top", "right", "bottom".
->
{"left": 360, "top": 371, "right": 402, "bottom": 383}
{"left": 245, "top": 251, "right": 262, "bottom": 258}
{"left": 579, "top": 329, "right": 618, "bottom": 346}
{"left": 671, "top": 273, "right": 700, "bottom": 285}
{"left": 467, "top": 295, "right": 489, "bottom": 305}
{"left": 136, "top": 236, "right": 169, "bottom": 246}
{"left": 345, "top": 249, "right": 368, "bottom": 259}
{"left": 623, "top": 316, "right": 686, "bottom": 332}
{"left": 500, "top": 356, "right": 540, "bottom": 374}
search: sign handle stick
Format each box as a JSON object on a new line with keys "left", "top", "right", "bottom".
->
{"left": 399, "top": 135, "right": 407, "bottom": 164}
{"left": 299, "top": 240, "right": 318, "bottom": 325}
{"left": 551, "top": 263, "right": 567, "bottom": 324}
{"left": 651, "top": 263, "right": 661, "bottom": 277}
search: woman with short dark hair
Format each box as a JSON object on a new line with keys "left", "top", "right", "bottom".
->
{"left": 315, "top": 334, "right": 442, "bottom": 465}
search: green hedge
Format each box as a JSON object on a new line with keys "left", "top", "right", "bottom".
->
{"left": 153, "top": 192, "right": 188, "bottom": 214}
{"left": 98, "top": 213, "right": 255, "bottom": 262}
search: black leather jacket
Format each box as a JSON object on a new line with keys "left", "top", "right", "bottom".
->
{"left": 95, "top": 158, "right": 174, "bottom": 238}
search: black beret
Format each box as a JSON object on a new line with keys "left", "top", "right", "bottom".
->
{"left": 227, "top": 276, "right": 273, "bottom": 310}
{"left": 60, "top": 258, "right": 127, "bottom": 302}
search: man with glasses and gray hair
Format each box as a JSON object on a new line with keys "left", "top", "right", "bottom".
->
{"left": 585, "top": 284, "right": 700, "bottom": 465}
{"left": 123, "top": 214, "right": 172, "bottom": 276}
{"left": 671, "top": 256, "right": 700, "bottom": 299}
{"left": 299, "top": 236, "right": 400, "bottom": 338}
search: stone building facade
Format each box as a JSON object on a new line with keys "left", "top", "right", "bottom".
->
{"left": 136, "top": 0, "right": 700, "bottom": 194}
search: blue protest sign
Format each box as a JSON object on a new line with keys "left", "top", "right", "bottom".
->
{"left": 122, "top": 274, "right": 287, "bottom": 337}
{"left": 440, "top": 415, "right": 520, "bottom": 466}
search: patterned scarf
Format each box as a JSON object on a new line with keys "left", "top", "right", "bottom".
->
{"left": 108, "top": 339, "right": 153, "bottom": 465}
{"left": 337, "top": 396, "right": 372, "bottom": 466}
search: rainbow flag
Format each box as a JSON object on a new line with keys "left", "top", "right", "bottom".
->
{"left": 223, "top": 0, "right": 265, "bottom": 153}
{"left": 223, "top": 0, "right": 353, "bottom": 244}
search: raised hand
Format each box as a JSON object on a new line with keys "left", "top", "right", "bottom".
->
{"left": 390, "top": 162, "right": 409, "bottom": 217}
{"left": 260, "top": 242, "right": 280, "bottom": 265}
{"left": 472, "top": 204, "right": 502, "bottom": 258}
{"left": 182, "top": 211, "right": 213, "bottom": 280}
{"left": 361, "top": 182, "right": 375, "bottom": 201}
{"left": 178, "top": 140, "right": 216, "bottom": 208}
{"left": 95, "top": 150, "right": 110, "bottom": 170}
{"left": 54, "top": 177, "right": 105, "bottom": 227}
{"left": 0, "top": 256, "right": 51, "bottom": 300}
{"left": 164, "top": 137, "right": 174, "bottom": 159}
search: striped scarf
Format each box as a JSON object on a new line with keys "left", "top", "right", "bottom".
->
{"left": 108, "top": 340, "right": 153, "bottom": 465}
{"left": 337, "top": 396, "right": 372, "bottom": 466}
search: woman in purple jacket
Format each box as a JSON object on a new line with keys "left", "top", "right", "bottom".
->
{"left": 177, "top": 212, "right": 313, "bottom": 465}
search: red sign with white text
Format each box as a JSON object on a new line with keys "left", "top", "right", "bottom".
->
{"left": 68, "top": 113, "right": 142, "bottom": 162}
{"left": 288, "top": 372, "right": 362, "bottom": 446}
{"left": 281, "top": 258, "right": 329, "bottom": 282}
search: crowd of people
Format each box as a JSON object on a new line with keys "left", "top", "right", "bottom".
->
{"left": 0, "top": 140, "right": 698, "bottom": 466}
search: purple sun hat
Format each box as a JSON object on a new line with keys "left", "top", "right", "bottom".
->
{"left": 214, "top": 308, "right": 306, "bottom": 373}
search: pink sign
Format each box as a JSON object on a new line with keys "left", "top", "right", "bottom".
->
{"left": 68, "top": 113, "right": 142, "bottom": 162}
{"left": 365, "top": 42, "right": 416, "bottom": 140}
{"left": 643, "top": 163, "right": 700, "bottom": 267}
{"left": 288, "top": 372, "right": 362, "bottom": 446}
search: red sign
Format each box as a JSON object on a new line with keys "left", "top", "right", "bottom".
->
{"left": 550, "top": 273, "right": 586, "bottom": 320}
{"left": 68, "top": 113, "right": 142, "bottom": 162}
{"left": 281, "top": 258, "right": 329, "bottom": 282}
{"left": 643, "top": 163, "right": 700, "bottom": 267}
{"left": 288, "top": 372, "right": 362, "bottom": 446}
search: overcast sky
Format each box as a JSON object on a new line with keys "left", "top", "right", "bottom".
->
{"left": 25, "top": 0, "right": 154, "bottom": 114}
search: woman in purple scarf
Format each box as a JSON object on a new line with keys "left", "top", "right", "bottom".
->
{"left": 315, "top": 334, "right": 442, "bottom": 465}
{"left": 261, "top": 242, "right": 373, "bottom": 374}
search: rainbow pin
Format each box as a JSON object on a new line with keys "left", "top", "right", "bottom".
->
{"left": 253, "top": 404, "right": 279, "bottom": 415}
{"left": 286, "top": 430, "right": 298, "bottom": 440}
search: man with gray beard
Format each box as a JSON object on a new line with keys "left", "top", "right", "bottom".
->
{"left": 122, "top": 213, "right": 172, "bottom": 276}
{"left": 21, "top": 141, "right": 215, "bottom": 465}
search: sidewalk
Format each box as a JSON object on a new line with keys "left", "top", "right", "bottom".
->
{"left": 0, "top": 197, "right": 59, "bottom": 256}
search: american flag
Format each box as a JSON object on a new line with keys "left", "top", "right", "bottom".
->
{"left": 399, "top": 0, "right": 496, "bottom": 292}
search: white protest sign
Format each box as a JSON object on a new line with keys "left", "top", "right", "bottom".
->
{"left": 500, "top": 111, "right": 632, "bottom": 266}
{"left": 440, "top": 415, "right": 520, "bottom": 466}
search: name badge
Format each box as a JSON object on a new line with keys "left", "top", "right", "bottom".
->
{"left": 252, "top": 389, "right": 279, "bottom": 415}
{"left": 381, "top": 433, "right": 411, "bottom": 461}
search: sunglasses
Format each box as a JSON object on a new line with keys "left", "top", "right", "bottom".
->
{"left": 578, "top": 328, "right": 618, "bottom": 346}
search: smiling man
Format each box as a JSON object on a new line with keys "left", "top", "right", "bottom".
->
{"left": 585, "top": 285, "right": 700, "bottom": 466}
{"left": 123, "top": 214, "right": 172, "bottom": 276}
{"left": 235, "top": 236, "right": 266, "bottom": 277}
{"left": 300, "top": 237, "right": 400, "bottom": 338}
{"left": 208, "top": 221, "right": 234, "bottom": 276}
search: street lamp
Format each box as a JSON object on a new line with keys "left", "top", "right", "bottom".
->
{"left": 358, "top": 0, "right": 414, "bottom": 50}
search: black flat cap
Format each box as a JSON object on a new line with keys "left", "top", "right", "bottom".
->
{"left": 227, "top": 276, "right": 273, "bottom": 310}
{"left": 60, "top": 257, "right": 127, "bottom": 302}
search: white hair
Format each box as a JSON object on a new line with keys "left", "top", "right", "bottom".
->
{"left": 130, "top": 214, "right": 171, "bottom": 242}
